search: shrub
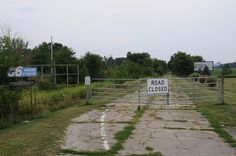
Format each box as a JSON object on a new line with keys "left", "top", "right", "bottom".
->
{"left": 207, "top": 78, "right": 217, "bottom": 87}
{"left": 38, "top": 79, "right": 56, "bottom": 90}
{"left": 0, "top": 86, "right": 22, "bottom": 129}
{"left": 78, "top": 86, "right": 87, "bottom": 98}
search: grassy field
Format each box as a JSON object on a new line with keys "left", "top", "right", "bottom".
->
{"left": 196, "top": 77, "right": 236, "bottom": 147}
{"left": 0, "top": 99, "right": 106, "bottom": 156}
{"left": 212, "top": 68, "right": 236, "bottom": 77}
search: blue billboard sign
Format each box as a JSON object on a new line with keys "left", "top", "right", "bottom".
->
{"left": 7, "top": 66, "right": 37, "bottom": 77}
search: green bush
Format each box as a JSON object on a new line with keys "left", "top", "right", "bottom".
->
{"left": 77, "top": 86, "right": 87, "bottom": 98}
{"left": 38, "top": 79, "right": 56, "bottom": 90}
{"left": 0, "top": 86, "right": 22, "bottom": 129}
{"left": 207, "top": 78, "right": 217, "bottom": 87}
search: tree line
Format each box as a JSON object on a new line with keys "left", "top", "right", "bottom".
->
{"left": 0, "top": 31, "right": 168, "bottom": 85}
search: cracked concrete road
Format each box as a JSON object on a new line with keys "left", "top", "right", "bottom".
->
{"left": 61, "top": 102, "right": 137, "bottom": 152}
{"left": 61, "top": 83, "right": 236, "bottom": 156}
{"left": 118, "top": 106, "right": 236, "bottom": 156}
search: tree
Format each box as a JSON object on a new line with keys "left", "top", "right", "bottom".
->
{"left": 78, "top": 59, "right": 89, "bottom": 82}
{"left": 168, "top": 52, "right": 193, "bottom": 75}
{"left": 152, "top": 59, "right": 167, "bottom": 76}
{"left": 0, "top": 26, "right": 29, "bottom": 84}
{"left": 80, "top": 52, "right": 104, "bottom": 78}
{"left": 168, "top": 51, "right": 204, "bottom": 76}
{"left": 30, "top": 42, "right": 77, "bottom": 65}
{"left": 127, "top": 52, "right": 151, "bottom": 66}
{"left": 30, "top": 42, "right": 50, "bottom": 65}
{"left": 192, "top": 55, "right": 204, "bottom": 63}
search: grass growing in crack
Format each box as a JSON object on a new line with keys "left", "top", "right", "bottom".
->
{"left": 61, "top": 106, "right": 159, "bottom": 156}
{"left": 145, "top": 146, "right": 154, "bottom": 151}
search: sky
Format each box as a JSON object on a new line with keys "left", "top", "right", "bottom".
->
{"left": 0, "top": 0, "right": 236, "bottom": 63}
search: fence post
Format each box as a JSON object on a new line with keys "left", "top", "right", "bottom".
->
{"left": 166, "top": 93, "right": 169, "bottom": 105}
{"left": 221, "top": 75, "right": 224, "bottom": 104}
{"left": 41, "top": 66, "right": 44, "bottom": 81}
{"left": 53, "top": 65, "right": 56, "bottom": 85}
{"left": 192, "top": 78, "right": 195, "bottom": 103}
{"left": 86, "top": 85, "right": 90, "bottom": 104}
{"left": 137, "top": 79, "right": 141, "bottom": 111}
{"left": 85, "top": 76, "right": 91, "bottom": 104}
{"left": 66, "top": 65, "right": 69, "bottom": 86}
{"left": 77, "top": 65, "right": 79, "bottom": 85}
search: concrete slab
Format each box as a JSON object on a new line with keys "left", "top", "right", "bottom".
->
{"left": 119, "top": 108, "right": 236, "bottom": 156}
{"left": 61, "top": 99, "right": 137, "bottom": 153}
{"left": 61, "top": 122, "right": 127, "bottom": 152}
{"left": 61, "top": 82, "right": 236, "bottom": 156}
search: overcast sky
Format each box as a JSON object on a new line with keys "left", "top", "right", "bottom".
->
{"left": 0, "top": 0, "right": 235, "bottom": 63}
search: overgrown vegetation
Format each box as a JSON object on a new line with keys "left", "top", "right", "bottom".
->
{"left": 0, "top": 85, "right": 87, "bottom": 129}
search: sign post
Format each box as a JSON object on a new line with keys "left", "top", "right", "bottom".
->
{"left": 147, "top": 78, "right": 169, "bottom": 105}
{"left": 85, "top": 76, "right": 91, "bottom": 104}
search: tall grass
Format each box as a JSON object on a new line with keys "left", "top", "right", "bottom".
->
{"left": 0, "top": 85, "right": 86, "bottom": 129}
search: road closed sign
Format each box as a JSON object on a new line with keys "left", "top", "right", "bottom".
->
{"left": 147, "top": 79, "right": 168, "bottom": 94}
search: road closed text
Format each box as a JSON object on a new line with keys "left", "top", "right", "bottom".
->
{"left": 147, "top": 79, "right": 168, "bottom": 94}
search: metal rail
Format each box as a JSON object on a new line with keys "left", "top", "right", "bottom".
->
{"left": 90, "top": 77, "right": 221, "bottom": 105}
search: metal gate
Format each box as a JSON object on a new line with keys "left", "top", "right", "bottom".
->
{"left": 90, "top": 76, "right": 221, "bottom": 105}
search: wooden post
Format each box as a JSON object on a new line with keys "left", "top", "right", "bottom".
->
{"left": 137, "top": 80, "right": 141, "bottom": 111}
{"left": 86, "top": 85, "right": 90, "bottom": 104}
{"left": 192, "top": 78, "right": 195, "bottom": 103}
{"left": 66, "top": 65, "right": 69, "bottom": 86}
{"left": 41, "top": 66, "right": 44, "bottom": 81}
{"left": 30, "top": 84, "right": 33, "bottom": 118}
{"left": 34, "top": 85, "right": 36, "bottom": 114}
{"left": 166, "top": 93, "right": 169, "bottom": 105}
{"left": 77, "top": 65, "right": 79, "bottom": 85}
{"left": 167, "top": 79, "right": 169, "bottom": 105}
{"left": 54, "top": 65, "right": 56, "bottom": 85}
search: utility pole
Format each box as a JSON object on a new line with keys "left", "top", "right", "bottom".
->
{"left": 50, "top": 36, "right": 56, "bottom": 85}
{"left": 50, "top": 36, "right": 53, "bottom": 77}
